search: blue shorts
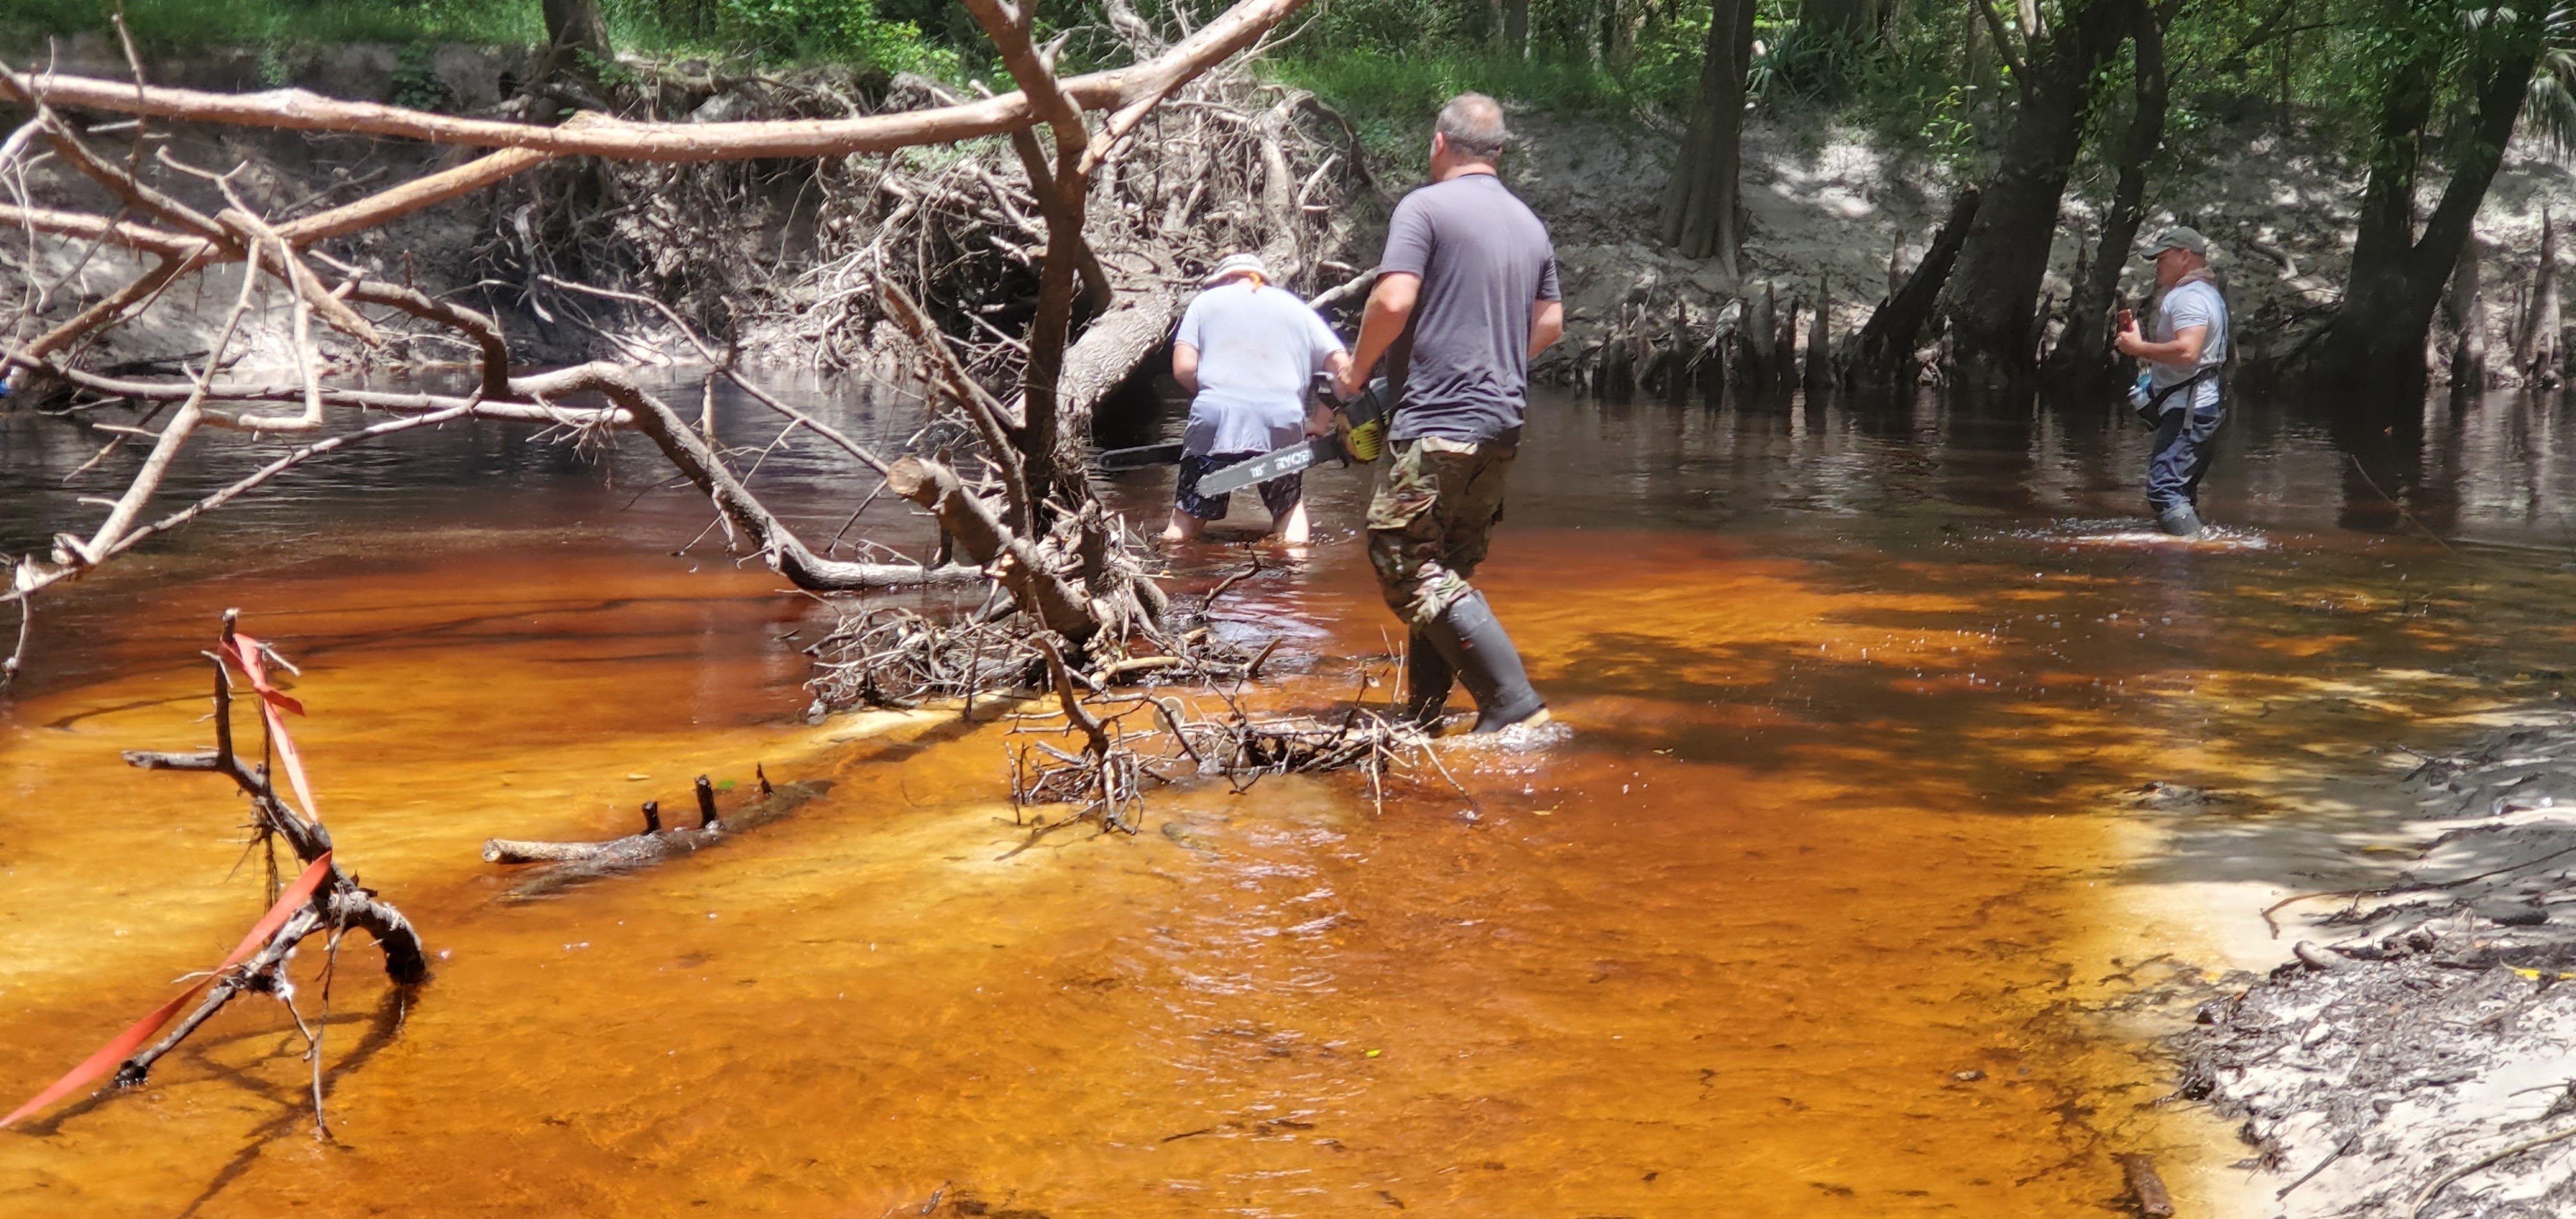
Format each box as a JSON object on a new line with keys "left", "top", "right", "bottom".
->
{"left": 1176, "top": 451, "right": 1303, "bottom": 521}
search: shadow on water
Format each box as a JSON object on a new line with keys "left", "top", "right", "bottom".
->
{"left": 5, "top": 373, "right": 2576, "bottom": 1215}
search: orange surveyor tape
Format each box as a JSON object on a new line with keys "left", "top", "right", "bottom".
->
{"left": 221, "top": 632, "right": 318, "bottom": 822}
{"left": 0, "top": 851, "right": 335, "bottom": 1129}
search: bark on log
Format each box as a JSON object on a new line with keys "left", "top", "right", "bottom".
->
{"left": 0, "top": 0, "right": 1320, "bottom": 162}
{"left": 484, "top": 780, "right": 832, "bottom": 899}
{"left": 1024, "top": 254, "right": 1181, "bottom": 452}
{"left": 884, "top": 455, "right": 1104, "bottom": 640}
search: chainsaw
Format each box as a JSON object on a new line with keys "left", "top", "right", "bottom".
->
{"left": 1189, "top": 374, "right": 1390, "bottom": 497}
{"left": 1095, "top": 374, "right": 1390, "bottom": 486}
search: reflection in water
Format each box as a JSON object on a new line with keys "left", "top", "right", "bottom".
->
{"left": 2, "top": 381, "right": 2575, "bottom": 1215}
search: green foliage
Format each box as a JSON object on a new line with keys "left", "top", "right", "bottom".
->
{"left": 613, "top": 0, "right": 960, "bottom": 77}
{"left": 0, "top": 0, "right": 540, "bottom": 54}
{"left": 388, "top": 42, "right": 457, "bottom": 111}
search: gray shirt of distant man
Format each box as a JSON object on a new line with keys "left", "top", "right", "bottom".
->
{"left": 1338, "top": 98, "right": 1564, "bottom": 441}
{"left": 2122, "top": 226, "right": 2228, "bottom": 414}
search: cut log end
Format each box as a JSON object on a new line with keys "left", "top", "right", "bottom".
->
{"left": 483, "top": 838, "right": 618, "bottom": 864}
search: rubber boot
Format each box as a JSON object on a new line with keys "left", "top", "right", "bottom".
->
{"left": 1403, "top": 627, "right": 1454, "bottom": 731}
{"left": 2156, "top": 503, "right": 2205, "bottom": 539}
{"left": 1420, "top": 591, "right": 1548, "bottom": 733}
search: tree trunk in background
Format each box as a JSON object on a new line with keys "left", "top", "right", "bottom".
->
{"left": 1843, "top": 189, "right": 1980, "bottom": 389}
{"left": 1606, "top": 0, "right": 1639, "bottom": 71}
{"left": 1660, "top": 0, "right": 1754, "bottom": 273}
{"left": 2522, "top": 209, "right": 2561, "bottom": 382}
{"left": 540, "top": 0, "right": 614, "bottom": 71}
{"left": 2047, "top": 0, "right": 2172, "bottom": 388}
{"left": 1798, "top": 0, "right": 1884, "bottom": 40}
{"left": 1504, "top": 0, "right": 1531, "bottom": 57}
{"left": 2447, "top": 240, "right": 2489, "bottom": 393}
{"left": 1940, "top": 0, "right": 2136, "bottom": 394}
{"left": 2308, "top": 16, "right": 2540, "bottom": 402}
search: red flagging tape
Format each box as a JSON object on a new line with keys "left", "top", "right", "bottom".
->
{"left": 0, "top": 851, "right": 335, "bottom": 1129}
{"left": 222, "top": 633, "right": 317, "bottom": 822}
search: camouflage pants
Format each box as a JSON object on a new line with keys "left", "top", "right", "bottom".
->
{"left": 1367, "top": 435, "right": 1519, "bottom": 626}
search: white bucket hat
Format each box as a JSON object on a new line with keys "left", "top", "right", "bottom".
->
{"left": 1203, "top": 252, "right": 1269, "bottom": 286}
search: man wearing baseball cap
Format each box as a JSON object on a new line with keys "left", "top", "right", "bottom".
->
{"left": 1164, "top": 252, "right": 1349, "bottom": 544}
{"left": 1336, "top": 93, "right": 1564, "bottom": 733}
{"left": 2115, "top": 225, "right": 2230, "bottom": 537}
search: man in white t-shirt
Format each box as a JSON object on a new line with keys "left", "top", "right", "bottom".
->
{"left": 2116, "top": 226, "right": 2230, "bottom": 537}
{"left": 1164, "top": 252, "right": 1351, "bottom": 544}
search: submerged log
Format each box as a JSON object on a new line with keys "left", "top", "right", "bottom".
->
{"left": 482, "top": 777, "right": 834, "bottom": 900}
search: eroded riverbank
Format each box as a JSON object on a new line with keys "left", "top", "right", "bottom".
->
{"left": 5, "top": 384, "right": 2576, "bottom": 1215}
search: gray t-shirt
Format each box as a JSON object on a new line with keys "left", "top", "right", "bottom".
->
{"left": 1377, "top": 173, "right": 1560, "bottom": 443}
{"left": 2149, "top": 277, "right": 2227, "bottom": 415}
{"left": 1173, "top": 279, "right": 1346, "bottom": 456}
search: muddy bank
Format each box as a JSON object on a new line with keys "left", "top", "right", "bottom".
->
{"left": 2179, "top": 708, "right": 2576, "bottom": 1218}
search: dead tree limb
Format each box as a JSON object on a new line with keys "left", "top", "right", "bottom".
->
{"left": 481, "top": 778, "right": 834, "bottom": 900}
{"left": 0, "top": 613, "right": 429, "bottom": 1130}
{"left": 0, "top": 0, "right": 1319, "bottom": 161}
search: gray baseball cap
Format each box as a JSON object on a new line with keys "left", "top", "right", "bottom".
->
{"left": 1203, "top": 252, "right": 1269, "bottom": 285}
{"left": 2142, "top": 226, "right": 2209, "bottom": 259}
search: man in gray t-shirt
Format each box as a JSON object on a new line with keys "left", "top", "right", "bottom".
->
{"left": 1337, "top": 93, "right": 1565, "bottom": 733}
{"left": 2116, "top": 225, "right": 2231, "bottom": 537}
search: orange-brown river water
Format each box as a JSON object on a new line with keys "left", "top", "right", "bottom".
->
{"left": 4, "top": 384, "right": 2575, "bottom": 1216}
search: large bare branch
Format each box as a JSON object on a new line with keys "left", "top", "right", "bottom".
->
{"left": 513, "top": 364, "right": 982, "bottom": 592}
{"left": 0, "top": 0, "right": 1317, "bottom": 161}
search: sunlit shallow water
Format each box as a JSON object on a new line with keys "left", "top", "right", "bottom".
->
{"left": 4, "top": 381, "right": 2575, "bottom": 1216}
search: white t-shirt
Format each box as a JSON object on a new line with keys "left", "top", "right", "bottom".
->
{"left": 1174, "top": 280, "right": 1346, "bottom": 456}
{"left": 2149, "top": 278, "right": 2228, "bottom": 415}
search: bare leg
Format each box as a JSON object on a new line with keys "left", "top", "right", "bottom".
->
{"left": 1162, "top": 507, "right": 1206, "bottom": 542}
{"left": 1269, "top": 501, "right": 1310, "bottom": 545}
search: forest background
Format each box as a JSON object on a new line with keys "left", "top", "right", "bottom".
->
{"left": 8, "top": 0, "right": 2576, "bottom": 407}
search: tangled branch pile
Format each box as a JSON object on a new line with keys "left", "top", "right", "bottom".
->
{"left": 0, "top": 0, "right": 1331, "bottom": 684}
{"left": 999, "top": 641, "right": 1463, "bottom": 837}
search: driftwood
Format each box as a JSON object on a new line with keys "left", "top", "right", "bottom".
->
{"left": 482, "top": 770, "right": 834, "bottom": 900}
